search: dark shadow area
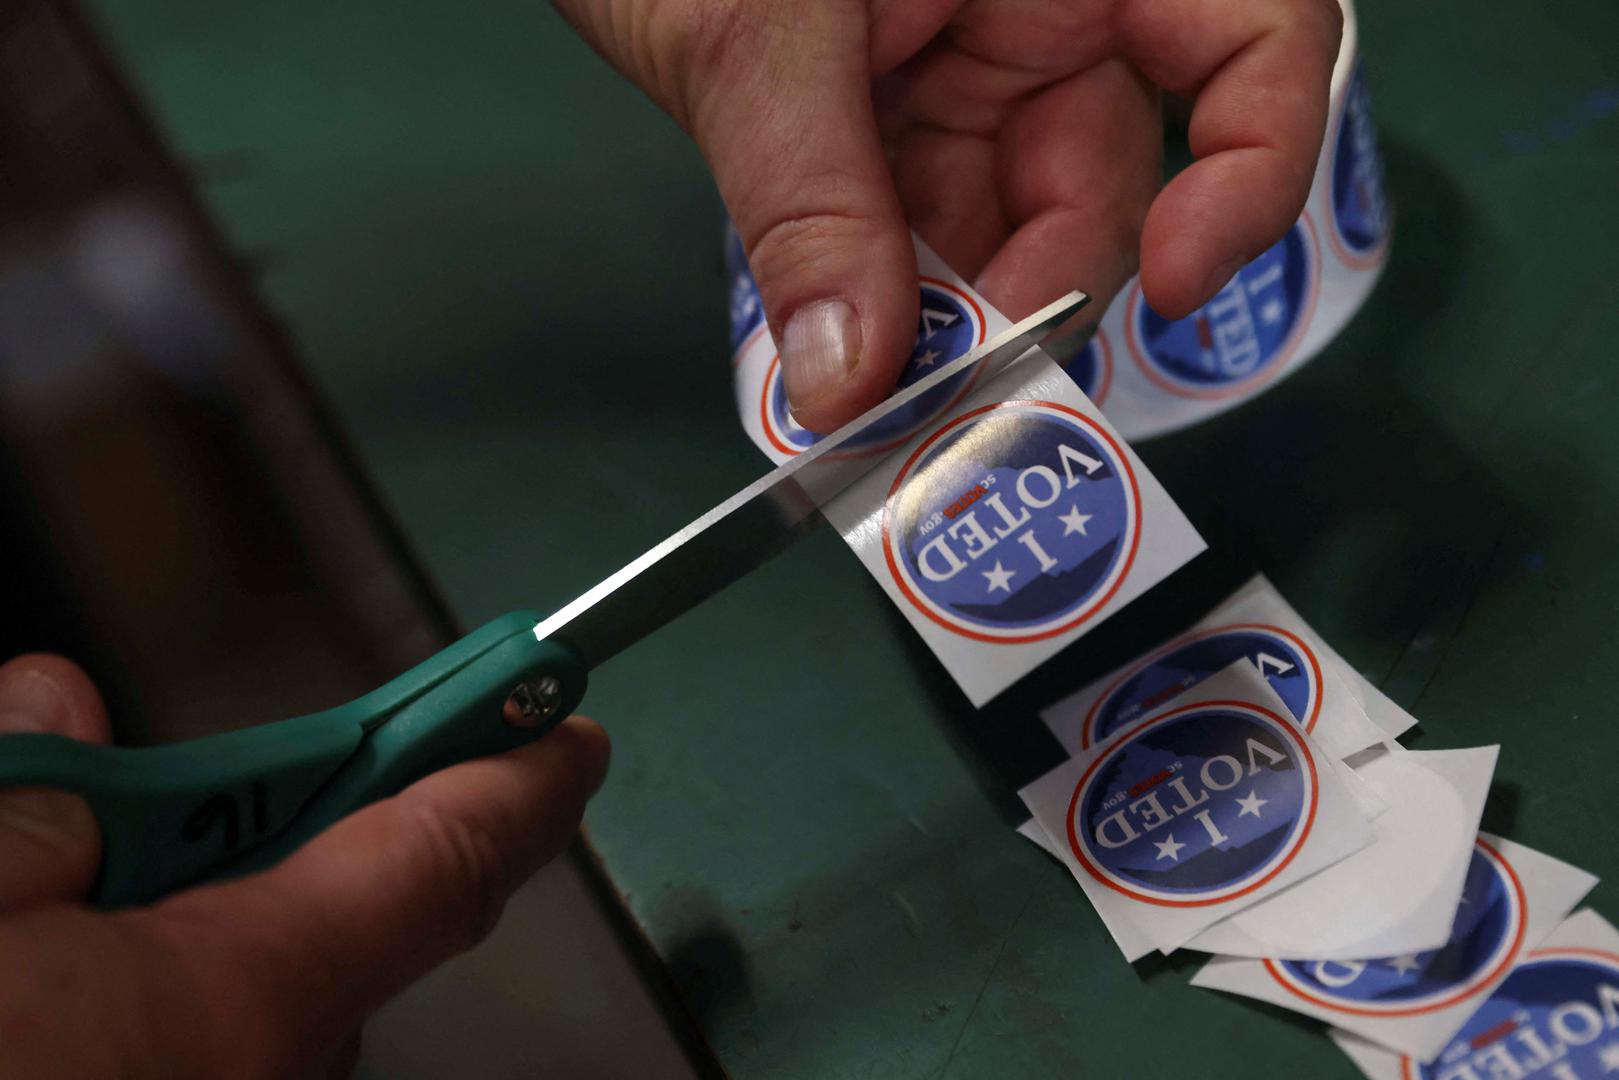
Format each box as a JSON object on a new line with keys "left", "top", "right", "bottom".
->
{"left": 1477, "top": 779, "right": 1521, "bottom": 840}
{"left": 658, "top": 902, "right": 755, "bottom": 1036}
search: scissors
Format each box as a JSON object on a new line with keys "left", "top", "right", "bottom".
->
{"left": 0, "top": 292, "right": 1087, "bottom": 908}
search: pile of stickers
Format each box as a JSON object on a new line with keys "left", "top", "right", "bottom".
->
{"left": 1019, "top": 576, "right": 1611, "bottom": 1079}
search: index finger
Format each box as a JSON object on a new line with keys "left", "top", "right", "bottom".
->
{"left": 1118, "top": 0, "right": 1344, "bottom": 317}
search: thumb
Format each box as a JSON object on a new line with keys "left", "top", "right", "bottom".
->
{"left": 692, "top": 0, "right": 918, "bottom": 432}
{"left": 0, "top": 655, "right": 110, "bottom": 909}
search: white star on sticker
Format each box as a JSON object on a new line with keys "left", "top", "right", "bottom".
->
{"left": 1258, "top": 298, "right": 1285, "bottom": 325}
{"left": 1154, "top": 834, "right": 1186, "bottom": 862}
{"left": 1598, "top": 1040, "right": 1619, "bottom": 1072}
{"left": 1386, "top": 954, "right": 1422, "bottom": 976}
{"left": 982, "top": 561, "right": 1016, "bottom": 594}
{"left": 1058, "top": 504, "right": 1093, "bottom": 536}
{"left": 1235, "top": 790, "right": 1268, "bottom": 818}
{"left": 913, "top": 348, "right": 942, "bottom": 369}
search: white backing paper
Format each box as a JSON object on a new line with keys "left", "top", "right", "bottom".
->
{"left": 1196, "top": 835, "right": 1595, "bottom": 1062}
{"left": 1184, "top": 745, "right": 1499, "bottom": 960}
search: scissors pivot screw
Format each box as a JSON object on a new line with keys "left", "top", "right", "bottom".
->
{"left": 503, "top": 676, "right": 564, "bottom": 728}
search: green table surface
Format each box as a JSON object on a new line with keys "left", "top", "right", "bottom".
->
{"left": 86, "top": 0, "right": 1619, "bottom": 1074}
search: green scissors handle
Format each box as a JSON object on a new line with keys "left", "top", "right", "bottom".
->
{"left": 0, "top": 613, "right": 585, "bottom": 908}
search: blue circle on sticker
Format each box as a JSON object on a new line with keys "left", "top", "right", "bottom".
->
{"left": 1271, "top": 841, "right": 1524, "bottom": 1016}
{"left": 1085, "top": 626, "right": 1321, "bottom": 747}
{"left": 1128, "top": 221, "right": 1315, "bottom": 398}
{"left": 1407, "top": 950, "right": 1619, "bottom": 1080}
{"left": 1330, "top": 60, "right": 1390, "bottom": 264}
{"left": 1068, "top": 704, "right": 1315, "bottom": 904}
{"left": 725, "top": 223, "right": 764, "bottom": 354}
{"left": 883, "top": 401, "right": 1138, "bottom": 642}
{"left": 763, "top": 281, "right": 984, "bottom": 455}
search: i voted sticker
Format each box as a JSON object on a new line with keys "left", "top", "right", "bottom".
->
{"left": 1328, "top": 59, "right": 1391, "bottom": 271}
{"left": 1062, "top": 329, "right": 1114, "bottom": 407}
{"left": 1125, "top": 216, "right": 1321, "bottom": 401}
{"left": 1266, "top": 839, "right": 1528, "bottom": 1018}
{"left": 1065, "top": 700, "right": 1318, "bottom": 907}
{"left": 882, "top": 400, "right": 1140, "bottom": 643}
{"left": 724, "top": 224, "right": 765, "bottom": 357}
{"left": 1080, "top": 624, "right": 1324, "bottom": 748}
{"left": 1400, "top": 949, "right": 1619, "bottom": 1080}
{"left": 759, "top": 279, "right": 987, "bottom": 457}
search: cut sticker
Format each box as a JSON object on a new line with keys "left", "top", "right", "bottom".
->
{"left": 1066, "top": 699, "right": 1319, "bottom": 906}
{"left": 1079, "top": 624, "right": 1323, "bottom": 748}
{"left": 1042, "top": 575, "right": 1388, "bottom": 762}
{"left": 882, "top": 401, "right": 1139, "bottom": 644}
{"left": 1332, "top": 909, "right": 1619, "bottom": 1079}
{"left": 809, "top": 256, "right": 1205, "bottom": 705}
{"left": 1021, "top": 661, "right": 1371, "bottom": 954}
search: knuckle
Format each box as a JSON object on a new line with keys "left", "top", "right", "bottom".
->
{"left": 647, "top": 0, "right": 758, "bottom": 123}
{"left": 740, "top": 163, "right": 895, "bottom": 272}
{"left": 407, "top": 799, "right": 512, "bottom": 950}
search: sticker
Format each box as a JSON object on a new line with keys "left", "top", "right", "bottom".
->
{"left": 731, "top": 236, "right": 1204, "bottom": 705}
{"left": 1333, "top": 910, "right": 1619, "bottom": 1079}
{"left": 758, "top": 278, "right": 987, "bottom": 458}
{"left": 1185, "top": 745, "right": 1498, "bottom": 961}
{"left": 1042, "top": 575, "right": 1389, "bottom": 762}
{"left": 724, "top": 222, "right": 764, "bottom": 358}
{"left": 1266, "top": 838, "right": 1526, "bottom": 1016}
{"left": 1205, "top": 839, "right": 1597, "bottom": 1065}
{"left": 1061, "top": 329, "right": 1113, "bottom": 406}
{"left": 1403, "top": 951, "right": 1619, "bottom": 1079}
{"left": 1124, "top": 216, "right": 1320, "bottom": 402}
{"left": 1079, "top": 624, "right": 1323, "bottom": 748}
{"left": 1020, "top": 661, "right": 1372, "bottom": 954}
{"left": 1075, "top": 4, "right": 1392, "bottom": 442}
{"left": 1327, "top": 58, "right": 1392, "bottom": 271}
{"left": 881, "top": 400, "right": 1140, "bottom": 644}
{"left": 1066, "top": 698, "right": 1318, "bottom": 906}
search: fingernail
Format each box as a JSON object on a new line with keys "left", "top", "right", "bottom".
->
{"left": 0, "top": 668, "right": 70, "bottom": 735}
{"left": 781, "top": 299, "right": 860, "bottom": 412}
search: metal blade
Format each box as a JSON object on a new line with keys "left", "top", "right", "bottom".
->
{"left": 534, "top": 290, "right": 1090, "bottom": 668}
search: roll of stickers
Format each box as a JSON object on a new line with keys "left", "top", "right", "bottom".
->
{"left": 1094, "top": 0, "right": 1390, "bottom": 439}
{"left": 725, "top": 1, "right": 1390, "bottom": 443}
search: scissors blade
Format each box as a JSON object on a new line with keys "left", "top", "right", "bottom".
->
{"left": 535, "top": 290, "right": 1090, "bottom": 668}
